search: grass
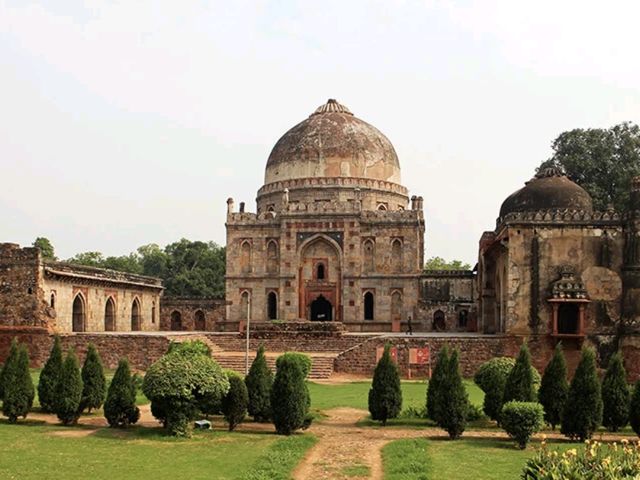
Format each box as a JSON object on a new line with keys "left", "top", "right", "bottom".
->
{"left": 382, "top": 439, "right": 430, "bottom": 480}
{"left": 0, "top": 420, "right": 315, "bottom": 480}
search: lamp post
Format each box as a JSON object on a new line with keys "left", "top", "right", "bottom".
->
{"left": 245, "top": 294, "right": 251, "bottom": 374}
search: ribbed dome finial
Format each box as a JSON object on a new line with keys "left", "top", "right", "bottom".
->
{"left": 311, "top": 99, "right": 353, "bottom": 116}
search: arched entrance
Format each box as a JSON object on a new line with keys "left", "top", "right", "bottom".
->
{"left": 72, "top": 294, "right": 85, "bottom": 332}
{"left": 433, "top": 310, "right": 446, "bottom": 331}
{"left": 104, "top": 297, "right": 116, "bottom": 331}
{"left": 170, "top": 311, "right": 182, "bottom": 331}
{"left": 131, "top": 298, "right": 141, "bottom": 331}
{"left": 364, "top": 291, "right": 374, "bottom": 321}
{"left": 267, "top": 292, "right": 278, "bottom": 320}
{"left": 194, "top": 310, "right": 206, "bottom": 330}
{"left": 310, "top": 295, "right": 332, "bottom": 321}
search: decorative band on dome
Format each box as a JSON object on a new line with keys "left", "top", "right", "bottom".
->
{"left": 311, "top": 99, "right": 353, "bottom": 116}
{"left": 535, "top": 166, "right": 565, "bottom": 179}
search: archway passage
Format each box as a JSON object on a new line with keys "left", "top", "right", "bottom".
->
{"left": 72, "top": 294, "right": 85, "bottom": 332}
{"left": 131, "top": 299, "right": 141, "bottom": 331}
{"left": 194, "top": 310, "right": 206, "bottom": 330}
{"left": 433, "top": 310, "right": 445, "bottom": 331}
{"left": 310, "top": 295, "right": 332, "bottom": 321}
{"left": 558, "top": 303, "right": 579, "bottom": 334}
{"left": 170, "top": 311, "right": 182, "bottom": 331}
{"left": 364, "top": 291, "right": 375, "bottom": 320}
{"left": 267, "top": 292, "right": 278, "bottom": 320}
{"left": 104, "top": 297, "right": 116, "bottom": 332}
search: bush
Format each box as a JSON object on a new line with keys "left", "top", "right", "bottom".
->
{"left": 271, "top": 354, "right": 309, "bottom": 435}
{"left": 538, "top": 342, "right": 568, "bottom": 430}
{"left": 503, "top": 343, "right": 536, "bottom": 404}
{"left": 561, "top": 346, "right": 603, "bottom": 441}
{"left": 436, "top": 349, "right": 469, "bottom": 439}
{"left": 245, "top": 344, "right": 273, "bottom": 422}
{"left": 426, "top": 345, "right": 449, "bottom": 421}
{"left": 630, "top": 380, "right": 640, "bottom": 437}
{"left": 80, "top": 344, "right": 106, "bottom": 413}
{"left": 167, "top": 340, "right": 211, "bottom": 357}
{"left": 104, "top": 358, "right": 140, "bottom": 428}
{"left": 601, "top": 351, "right": 630, "bottom": 432}
{"left": 222, "top": 372, "right": 249, "bottom": 431}
{"left": 523, "top": 439, "right": 640, "bottom": 479}
{"left": 275, "top": 352, "right": 312, "bottom": 379}
{"left": 466, "top": 403, "right": 485, "bottom": 422}
{"left": 368, "top": 344, "right": 402, "bottom": 426}
{"left": 143, "top": 349, "right": 229, "bottom": 436}
{"left": 0, "top": 338, "right": 18, "bottom": 401}
{"left": 38, "top": 336, "right": 63, "bottom": 413}
{"left": 54, "top": 349, "right": 83, "bottom": 425}
{"left": 2, "top": 344, "right": 35, "bottom": 423}
{"left": 500, "top": 401, "right": 544, "bottom": 449}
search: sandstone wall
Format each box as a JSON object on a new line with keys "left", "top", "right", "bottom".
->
{"left": 160, "top": 297, "right": 227, "bottom": 331}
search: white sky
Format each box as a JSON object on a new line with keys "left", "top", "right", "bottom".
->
{"left": 2, "top": 0, "right": 639, "bottom": 265}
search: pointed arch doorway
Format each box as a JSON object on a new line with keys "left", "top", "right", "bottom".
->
{"left": 310, "top": 295, "right": 333, "bottom": 321}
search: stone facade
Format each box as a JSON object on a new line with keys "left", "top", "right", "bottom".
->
{"left": 160, "top": 297, "right": 227, "bottom": 331}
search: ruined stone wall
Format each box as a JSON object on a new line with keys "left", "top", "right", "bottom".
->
{"left": 416, "top": 272, "right": 477, "bottom": 332}
{"left": 160, "top": 297, "right": 227, "bottom": 331}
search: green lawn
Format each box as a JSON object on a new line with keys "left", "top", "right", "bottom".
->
{"left": 0, "top": 420, "right": 315, "bottom": 480}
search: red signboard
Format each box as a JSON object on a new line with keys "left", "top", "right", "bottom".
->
{"left": 376, "top": 346, "right": 398, "bottom": 363}
{"left": 409, "top": 347, "right": 430, "bottom": 365}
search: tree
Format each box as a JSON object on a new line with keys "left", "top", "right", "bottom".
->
{"left": 561, "top": 346, "right": 603, "bottom": 441}
{"left": 67, "top": 251, "right": 106, "bottom": 268}
{"left": 436, "top": 349, "right": 469, "bottom": 439}
{"left": 501, "top": 402, "right": 544, "bottom": 449}
{"left": 0, "top": 338, "right": 19, "bottom": 401}
{"left": 55, "top": 349, "right": 83, "bottom": 425}
{"left": 630, "top": 380, "right": 640, "bottom": 437}
{"left": 271, "top": 354, "right": 310, "bottom": 435}
{"left": 38, "top": 336, "right": 64, "bottom": 413}
{"left": 601, "top": 351, "right": 630, "bottom": 432}
{"left": 80, "top": 344, "right": 107, "bottom": 413}
{"left": 427, "top": 345, "right": 449, "bottom": 421}
{"left": 539, "top": 122, "right": 640, "bottom": 212}
{"left": 222, "top": 372, "right": 249, "bottom": 431}
{"left": 503, "top": 344, "right": 536, "bottom": 404}
{"left": 368, "top": 344, "right": 402, "bottom": 426}
{"left": 424, "top": 256, "right": 471, "bottom": 271}
{"left": 245, "top": 345, "right": 273, "bottom": 422}
{"left": 104, "top": 358, "right": 140, "bottom": 428}
{"left": 2, "top": 344, "right": 34, "bottom": 423}
{"left": 33, "top": 237, "right": 56, "bottom": 260}
{"left": 537, "top": 343, "right": 568, "bottom": 430}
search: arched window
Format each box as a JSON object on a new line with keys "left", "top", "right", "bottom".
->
{"left": 364, "top": 291, "right": 374, "bottom": 321}
{"left": 316, "top": 263, "right": 326, "bottom": 280}
{"left": 195, "top": 310, "right": 206, "bottom": 330}
{"left": 363, "top": 239, "right": 375, "bottom": 273}
{"left": 391, "top": 291, "right": 402, "bottom": 322}
{"left": 433, "top": 310, "right": 445, "bottom": 331}
{"left": 240, "top": 241, "right": 252, "bottom": 274}
{"left": 170, "top": 311, "right": 182, "bottom": 331}
{"left": 458, "top": 309, "right": 468, "bottom": 329}
{"left": 50, "top": 292, "right": 56, "bottom": 309}
{"left": 377, "top": 203, "right": 387, "bottom": 211}
{"left": 267, "top": 291, "right": 278, "bottom": 320}
{"left": 131, "top": 298, "right": 141, "bottom": 331}
{"left": 266, "top": 240, "right": 279, "bottom": 274}
{"left": 151, "top": 301, "right": 156, "bottom": 324}
{"left": 391, "top": 239, "right": 403, "bottom": 273}
{"left": 240, "top": 291, "right": 251, "bottom": 320}
{"left": 104, "top": 297, "right": 116, "bottom": 332}
{"left": 72, "top": 294, "right": 85, "bottom": 332}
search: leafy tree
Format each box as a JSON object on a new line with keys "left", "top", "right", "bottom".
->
{"left": 33, "top": 237, "right": 56, "bottom": 260}
{"left": 104, "top": 358, "right": 140, "bottom": 428}
{"left": 0, "top": 338, "right": 19, "bottom": 401}
{"left": 67, "top": 251, "right": 106, "bottom": 268}
{"left": 501, "top": 402, "right": 544, "bottom": 449}
{"left": 424, "top": 256, "right": 471, "bottom": 271}
{"left": 436, "top": 349, "right": 469, "bottom": 439}
{"left": 38, "top": 336, "right": 64, "bottom": 413}
{"left": 271, "top": 354, "right": 310, "bottom": 435}
{"left": 503, "top": 344, "right": 536, "bottom": 404}
{"left": 80, "top": 344, "right": 106, "bottom": 413}
{"left": 426, "top": 345, "right": 449, "bottom": 421}
{"left": 222, "top": 372, "right": 248, "bottom": 431}
{"left": 245, "top": 345, "right": 273, "bottom": 422}
{"left": 55, "top": 349, "right": 83, "bottom": 425}
{"left": 2, "top": 344, "right": 34, "bottom": 423}
{"left": 630, "top": 380, "right": 640, "bottom": 437}
{"left": 561, "top": 347, "right": 603, "bottom": 441}
{"left": 368, "top": 344, "right": 402, "bottom": 426}
{"left": 538, "top": 343, "right": 568, "bottom": 430}
{"left": 539, "top": 122, "right": 640, "bottom": 211}
{"left": 601, "top": 351, "right": 630, "bottom": 432}
{"left": 275, "top": 352, "right": 312, "bottom": 379}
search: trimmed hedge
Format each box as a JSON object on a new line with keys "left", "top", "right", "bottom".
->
{"left": 271, "top": 354, "right": 310, "bottom": 435}
{"left": 245, "top": 344, "right": 273, "bottom": 422}
{"left": 368, "top": 344, "right": 402, "bottom": 426}
{"left": 275, "top": 352, "right": 312, "bottom": 379}
{"left": 601, "top": 351, "right": 630, "bottom": 432}
{"left": 104, "top": 358, "right": 140, "bottom": 428}
{"left": 435, "top": 349, "right": 468, "bottom": 439}
{"left": 538, "top": 342, "right": 568, "bottom": 430}
{"left": 501, "top": 401, "right": 544, "bottom": 449}
{"left": 55, "top": 349, "right": 83, "bottom": 426}
{"left": 426, "top": 345, "right": 449, "bottom": 422}
{"left": 222, "top": 372, "right": 248, "bottom": 431}
{"left": 80, "top": 344, "right": 106, "bottom": 413}
{"left": 38, "top": 336, "right": 63, "bottom": 413}
{"left": 2, "top": 344, "right": 35, "bottom": 423}
{"left": 503, "top": 344, "right": 536, "bottom": 404}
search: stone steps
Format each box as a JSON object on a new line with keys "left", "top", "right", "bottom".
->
{"left": 211, "top": 352, "right": 337, "bottom": 379}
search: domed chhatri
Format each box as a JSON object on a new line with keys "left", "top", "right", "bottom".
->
{"left": 499, "top": 167, "right": 594, "bottom": 218}
{"left": 264, "top": 99, "right": 401, "bottom": 185}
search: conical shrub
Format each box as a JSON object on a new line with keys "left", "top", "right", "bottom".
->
{"left": 38, "top": 336, "right": 63, "bottom": 413}
{"left": 601, "top": 351, "right": 630, "bottom": 432}
{"left": 630, "top": 380, "right": 640, "bottom": 437}
{"left": 245, "top": 344, "right": 273, "bottom": 422}
{"left": 436, "top": 349, "right": 469, "bottom": 439}
{"left": 54, "top": 349, "right": 83, "bottom": 425}
{"left": 104, "top": 358, "right": 140, "bottom": 428}
{"left": 2, "top": 344, "right": 34, "bottom": 423}
{"left": 538, "top": 342, "right": 568, "bottom": 430}
{"left": 0, "top": 338, "right": 19, "bottom": 401}
{"left": 80, "top": 344, "right": 106, "bottom": 413}
{"left": 271, "top": 354, "right": 309, "bottom": 435}
{"left": 368, "top": 344, "right": 402, "bottom": 426}
{"left": 561, "top": 346, "right": 603, "bottom": 441}
{"left": 503, "top": 343, "right": 536, "bottom": 404}
{"left": 222, "top": 372, "right": 248, "bottom": 431}
{"left": 427, "top": 345, "right": 449, "bottom": 422}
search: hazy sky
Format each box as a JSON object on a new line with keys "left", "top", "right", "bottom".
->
{"left": 2, "top": 1, "right": 639, "bottom": 264}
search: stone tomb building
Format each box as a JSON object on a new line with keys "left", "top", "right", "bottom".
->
{"left": 225, "top": 99, "right": 425, "bottom": 332}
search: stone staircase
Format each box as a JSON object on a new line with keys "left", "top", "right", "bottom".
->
{"left": 211, "top": 351, "right": 338, "bottom": 379}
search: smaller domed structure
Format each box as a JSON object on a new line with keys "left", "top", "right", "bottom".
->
{"left": 499, "top": 167, "right": 593, "bottom": 218}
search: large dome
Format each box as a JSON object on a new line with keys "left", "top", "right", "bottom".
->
{"left": 264, "top": 99, "right": 401, "bottom": 185}
{"left": 499, "top": 167, "right": 593, "bottom": 218}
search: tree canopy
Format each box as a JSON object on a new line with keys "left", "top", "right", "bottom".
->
{"left": 539, "top": 122, "right": 640, "bottom": 212}
{"left": 424, "top": 256, "right": 471, "bottom": 271}
{"left": 32, "top": 237, "right": 56, "bottom": 260}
